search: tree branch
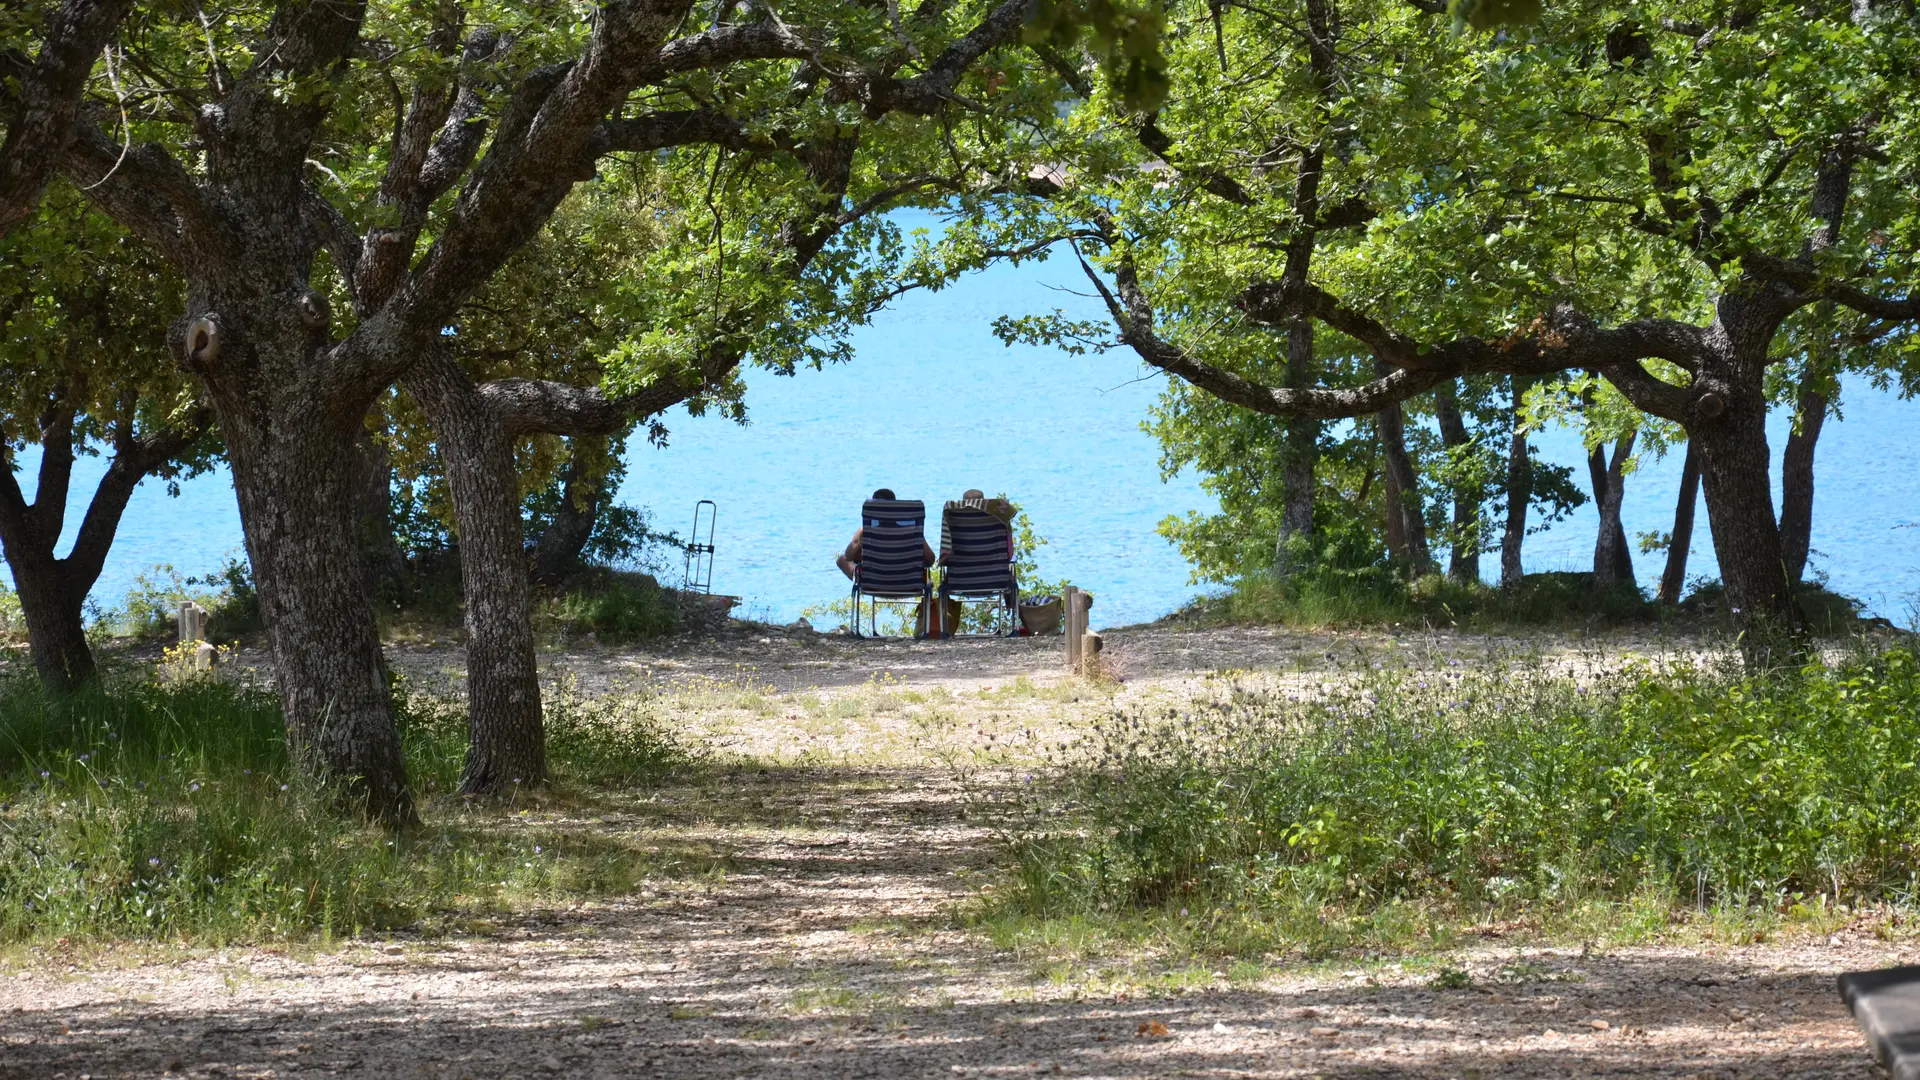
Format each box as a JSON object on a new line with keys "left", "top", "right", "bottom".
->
{"left": 0, "top": 0, "right": 135, "bottom": 237}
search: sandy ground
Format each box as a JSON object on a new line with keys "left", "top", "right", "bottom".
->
{"left": 0, "top": 622, "right": 1897, "bottom": 1079}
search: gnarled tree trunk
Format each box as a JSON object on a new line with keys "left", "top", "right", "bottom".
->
{"left": 1434, "top": 379, "right": 1478, "bottom": 582}
{"left": 1684, "top": 293, "right": 1805, "bottom": 662}
{"left": 1779, "top": 385, "right": 1826, "bottom": 586}
{"left": 401, "top": 350, "right": 547, "bottom": 796}
{"left": 1658, "top": 442, "right": 1699, "bottom": 604}
{"left": 350, "top": 432, "right": 409, "bottom": 596}
{"left": 530, "top": 438, "right": 605, "bottom": 587}
{"left": 1587, "top": 433, "right": 1636, "bottom": 587}
{"left": 1376, "top": 390, "right": 1430, "bottom": 576}
{"left": 0, "top": 402, "right": 206, "bottom": 691}
{"left": 1500, "top": 376, "right": 1532, "bottom": 589}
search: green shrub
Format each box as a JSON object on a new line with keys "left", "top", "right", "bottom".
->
{"left": 543, "top": 570, "right": 680, "bottom": 643}
{"left": 1001, "top": 648, "right": 1920, "bottom": 932}
{"left": 1197, "top": 569, "right": 1658, "bottom": 630}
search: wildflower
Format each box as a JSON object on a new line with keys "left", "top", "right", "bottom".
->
{"left": 77, "top": 754, "right": 89, "bottom": 763}
{"left": 148, "top": 857, "right": 161, "bottom": 867}
{"left": 533, "top": 845, "right": 543, "bottom": 854}
{"left": 280, "top": 784, "right": 289, "bottom": 791}
{"left": 39, "top": 770, "right": 49, "bottom": 779}
{"left": 188, "top": 781, "right": 202, "bottom": 792}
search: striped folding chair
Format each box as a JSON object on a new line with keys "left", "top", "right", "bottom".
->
{"left": 938, "top": 502, "right": 1019, "bottom": 637}
{"left": 851, "top": 498, "right": 931, "bottom": 639}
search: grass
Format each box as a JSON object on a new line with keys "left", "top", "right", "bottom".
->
{"left": 0, "top": 669, "right": 699, "bottom": 945}
{"left": 986, "top": 644, "right": 1920, "bottom": 959}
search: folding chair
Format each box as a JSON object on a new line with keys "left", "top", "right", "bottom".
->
{"left": 850, "top": 498, "right": 931, "bottom": 639}
{"left": 939, "top": 501, "right": 1019, "bottom": 637}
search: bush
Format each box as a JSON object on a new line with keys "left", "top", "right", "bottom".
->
{"left": 542, "top": 569, "right": 680, "bottom": 643}
{"left": 1000, "top": 648, "right": 1920, "bottom": 938}
{"left": 1194, "top": 568, "right": 1656, "bottom": 630}
{"left": 0, "top": 672, "right": 694, "bottom": 943}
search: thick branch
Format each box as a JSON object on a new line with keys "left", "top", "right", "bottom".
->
{"left": 1239, "top": 278, "right": 1707, "bottom": 375}
{"left": 1744, "top": 253, "right": 1918, "bottom": 322}
{"left": 0, "top": 0, "right": 134, "bottom": 237}
{"left": 848, "top": 0, "right": 1027, "bottom": 116}
{"left": 647, "top": 22, "right": 814, "bottom": 77}
{"left": 64, "top": 409, "right": 213, "bottom": 586}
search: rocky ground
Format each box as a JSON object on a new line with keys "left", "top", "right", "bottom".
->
{"left": 0, "top": 621, "right": 1897, "bottom": 1079}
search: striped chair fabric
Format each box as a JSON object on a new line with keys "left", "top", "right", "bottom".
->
{"left": 940, "top": 506, "right": 1016, "bottom": 599}
{"left": 856, "top": 499, "right": 929, "bottom": 596}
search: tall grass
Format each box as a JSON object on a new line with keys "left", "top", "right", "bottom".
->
{"left": 0, "top": 672, "right": 695, "bottom": 944}
{"left": 997, "top": 647, "right": 1920, "bottom": 950}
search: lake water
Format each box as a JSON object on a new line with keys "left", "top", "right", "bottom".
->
{"left": 15, "top": 230, "right": 1920, "bottom": 629}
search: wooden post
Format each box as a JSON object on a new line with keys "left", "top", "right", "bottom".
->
{"left": 1062, "top": 586, "right": 1081, "bottom": 672}
{"left": 174, "top": 601, "right": 215, "bottom": 673}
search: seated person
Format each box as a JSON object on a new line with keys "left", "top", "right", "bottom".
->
{"left": 938, "top": 488, "right": 1018, "bottom": 631}
{"left": 838, "top": 487, "right": 937, "bottom": 634}
{"left": 836, "top": 487, "right": 936, "bottom": 580}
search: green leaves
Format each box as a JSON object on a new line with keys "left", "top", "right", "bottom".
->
{"left": 1023, "top": 0, "right": 1171, "bottom": 111}
{"left": 1448, "top": 0, "right": 1542, "bottom": 36}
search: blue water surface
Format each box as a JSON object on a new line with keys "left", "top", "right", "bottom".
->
{"left": 12, "top": 236, "right": 1919, "bottom": 629}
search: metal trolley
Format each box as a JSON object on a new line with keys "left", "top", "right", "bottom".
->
{"left": 683, "top": 500, "right": 716, "bottom": 594}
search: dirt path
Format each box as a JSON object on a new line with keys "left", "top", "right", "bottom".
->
{"left": 0, "top": 625, "right": 1897, "bottom": 1078}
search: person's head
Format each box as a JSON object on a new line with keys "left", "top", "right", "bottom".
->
{"left": 871, "top": 488, "right": 896, "bottom": 501}
{"left": 962, "top": 488, "right": 985, "bottom": 500}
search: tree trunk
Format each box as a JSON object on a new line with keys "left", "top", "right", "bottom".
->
{"left": 350, "top": 432, "right": 408, "bottom": 595}
{"left": 530, "top": 438, "right": 604, "bottom": 587}
{"left": 1500, "top": 377, "right": 1533, "bottom": 589}
{"left": 4, "top": 545, "right": 94, "bottom": 690}
{"left": 1779, "top": 385, "right": 1827, "bottom": 586}
{"left": 1691, "top": 391, "right": 1802, "bottom": 662}
{"left": 401, "top": 350, "right": 546, "bottom": 795}
{"left": 1375, "top": 391, "right": 1430, "bottom": 576}
{"left": 1434, "top": 379, "right": 1479, "bottom": 582}
{"left": 1274, "top": 315, "right": 1319, "bottom": 576}
{"left": 222, "top": 402, "right": 416, "bottom": 824}
{"left": 0, "top": 403, "right": 202, "bottom": 692}
{"left": 1658, "top": 442, "right": 1700, "bottom": 604}
{"left": 1588, "top": 433, "right": 1636, "bottom": 586}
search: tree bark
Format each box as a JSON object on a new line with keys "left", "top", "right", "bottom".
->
{"left": 1658, "top": 442, "right": 1699, "bottom": 604}
{"left": 1433, "top": 379, "right": 1479, "bottom": 582}
{"left": 1779, "top": 385, "right": 1827, "bottom": 585}
{"left": 1500, "top": 376, "right": 1533, "bottom": 589}
{"left": 530, "top": 438, "right": 605, "bottom": 586}
{"left": 1587, "top": 433, "right": 1636, "bottom": 586}
{"left": 400, "top": 349, "right": 547, "bottom": 795}
{"left": 1375, "top": 390, "right": 1430, "bottom": 576}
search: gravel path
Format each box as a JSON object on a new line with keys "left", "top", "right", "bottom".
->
{"left": 0, "top": 624, "right": 1898, "bottom": 1078}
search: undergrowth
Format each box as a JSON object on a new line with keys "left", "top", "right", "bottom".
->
{"left": 0, "top": 672, "right": 696, "bottom": 944}
{"left": 990, "top": 645, "right": 1920, "bottom": 957}
{"left": 1182, "top": 569, "right": 1873, "bottom": 635}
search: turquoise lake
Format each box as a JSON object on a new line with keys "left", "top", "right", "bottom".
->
{"left": 18, "top": 237, "right": 1920, "bottom": 630}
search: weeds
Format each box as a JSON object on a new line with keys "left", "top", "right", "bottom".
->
{"left": 992, "top": 646, "right": 1920, "bottom": 956}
